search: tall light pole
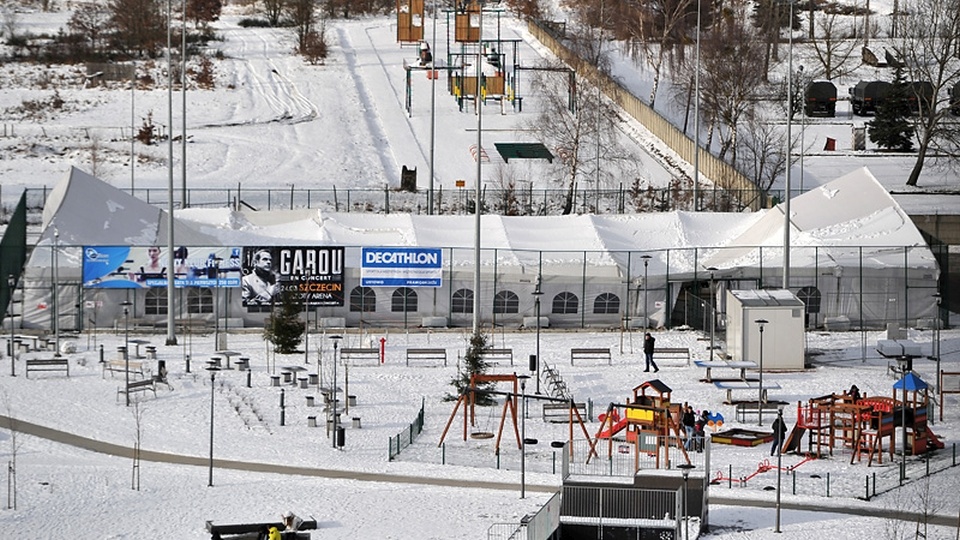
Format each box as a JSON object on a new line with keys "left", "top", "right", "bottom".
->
{"left": 121, "top": 300, "right": 133, "bottom": 407}
{"left": 427, "top": 0, "right": 438, "bottom": 214}
{"left": 707, "top": 267, "right": 717, "bottom": 359}
{"left": 933, "top": 292, "right": 941, "bottom": 395}
{"left": 692, "top": 0, "right": 702, "bottom": 211}
{"left": 330, "top": 334, "right": 342, "bottom": 448}
{"left": 518, "top": 374, "right": 530, "bottom": 499}
{"left": 798, "top": 64, "right": 805, "bottom": 193}
{"left": 52, "top": 228, "right": 60, "bottom": 357}
{"left": 775, "top": 407, "right": 784, "bottom": 532}
{"left": 642, "top": 255, "right": 651, "bottom": 329}
{"left": 532, "top": 277, "right": 542, "bottom": 395}
{"left": 7, "top": 274, "right": 16, "bottom": 377}
{"left": 783, "top": 0, "right": 795, "bottom": 290}
{"left": 207, "top": 365, "right": 220, "bottom": 487}
{"left": 755, "top": 318, "right": 769, "bottom": 425}
{"left": 213, "top": 257, "right": 222, "bottom": 350}
{"left": 678, "top": 463, "right": 695, "bottom": 540}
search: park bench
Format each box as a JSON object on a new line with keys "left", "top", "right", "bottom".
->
{"left": 654, "top": 347, "right": 691, "bottom": 366}
{"left": 714, "top": 380, "right": 782, "bottom": 404}
{"left": 117, "top": 378, "right": 156, "bottom": 402}
{"left": 25, "top": 358, "right": 69, "bottom": 378}
{"left": 405, "top": 348, "right": 447, "bottom": 366}
{"left": 570, "top": 347, "right": 611, "bottom": 366}
{"left": 694, "top": 360, "right": 758, "bottom": 382}
{"left": 205, "top": 517, "right": 317, "bottom": 540}
{"left": 735, "top": 401, "right": 787, "bottom": 422}
{"left": 102, "top": 359, "right": 146, "bottom": 379}
{"left": 542, "top": 401, "right": 587, "bottom": 423}
{"left": 339, "top": 347, "right": 380, "bottom": 364}
{"left": 479, "top": 348, "right": 513, "bottom": 366}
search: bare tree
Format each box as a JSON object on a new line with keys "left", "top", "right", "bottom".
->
{"left": 622, "top": 0, "right": 696, "bottom": 107}
{"left": 69, "top": 2, "right": 113, "bottom": 53}
{"left": 735, "top": 113, "right": 787, "bottom": 200}
{"left": 131, "top": 402, "right": 143, "bottom": 490}
{"left": 287, "top": 0, "right": 316, "bottom": 54}
{"left": 809, "top": 11, "right": 860, "bottom": 80}
{"left": 893, "top": 0, "right": 960, "bottom": 186}
{"left": 1, "top": 391, "right": 23, "bottom": 511}
{"left": 697, "top": 3, "right": 768, "bottom": 162}
{"left": 1, "top": 3, "right": 20, "bottom": 41}
{"left": 109, "top": 0, "right": 167, "bottom": 56}
{"left": 262, "top": 0, "right": 285, "bottom": 26}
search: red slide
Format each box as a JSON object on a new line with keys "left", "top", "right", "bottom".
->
{"left": 597, "top": 417, "right": 629, "bottom": 439}
{"left": 925, "top": 426, "right": 945, "bottom": 449}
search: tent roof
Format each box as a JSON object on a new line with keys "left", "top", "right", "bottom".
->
{"left": 893, "top": 372, "right": 929, "bottom": 391}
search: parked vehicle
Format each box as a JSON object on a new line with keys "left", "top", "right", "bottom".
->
{"left": 804, "top": 81, "right": 837, "bottom": 117}
{"left": 849, "top": 80, "right": 891, "bottom": 116}
{"left": 904, "top": 81, "right": 934, "bottom": 115}
{"left": 951, "top": 81, "right": 960, "bottom": 116}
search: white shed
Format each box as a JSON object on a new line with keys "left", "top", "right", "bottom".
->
{"left": 726, "top": 289, "right": 805, "bottom": 371}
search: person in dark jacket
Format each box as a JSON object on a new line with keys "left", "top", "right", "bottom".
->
{"left": 681, "top": 405, "right": 696, "bottom": 450}
{"left": 643, "top": 333, "right": 659, "bottom": 372}
{"left": 771, "top": 415, "right": 788, "bottom": 456}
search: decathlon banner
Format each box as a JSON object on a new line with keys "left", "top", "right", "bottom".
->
{"left": 361, "top": 247, "right": 442, "bottom": 287}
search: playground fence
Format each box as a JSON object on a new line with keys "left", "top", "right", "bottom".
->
{"left": 387, "top": 397, "right": 425, "bottom": 461}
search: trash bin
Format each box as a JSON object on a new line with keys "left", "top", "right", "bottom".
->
{"left": 823, "top": 137, "right": 836, "bottom": 151}
{"left": 335, "top": 426, "right": 346, "bottom": 447}
{"left": 308, "top": 416, "right": 317, "bottom": 428}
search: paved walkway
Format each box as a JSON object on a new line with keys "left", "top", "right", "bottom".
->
{"left": 1, "top": 414, "right": 956, "bottom": 527}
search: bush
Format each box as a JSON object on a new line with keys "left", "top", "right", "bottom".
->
{"left": 238, "top": 18, "right": 271, "bottom": 28}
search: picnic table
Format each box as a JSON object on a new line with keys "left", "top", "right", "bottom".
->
{"left": 714, "top": 380, "right": 782, "bottom": 404}
{"left": 694, "top": 360, "right": 757, "bottom": 382}
{"left": 215, "top": 349, "right": 243, "bottom": 369}
{"left": 128, "top": 338, "right": 151, "bottom": 359}
{"left": 282, "top": 366, "right": 308, "bottom": 385}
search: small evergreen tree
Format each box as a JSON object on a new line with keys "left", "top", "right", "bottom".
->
{"left": 868, "top": 67, "right": 915, "bottom": 152}
{"left": 263, "top": 286, "right": 304, "bottom": 354}
{"left": 448, "top": 331, "right": 496, "bottom": 405}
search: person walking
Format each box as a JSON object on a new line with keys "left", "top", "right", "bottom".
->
{"left": 682, "top": 405, "right": 696, "bottom": 450}
{"left": 643, "top": 332, "right": 659, "bottom": 372}
{"left": 771, "top": 414, "right": 788, "bottom": 456}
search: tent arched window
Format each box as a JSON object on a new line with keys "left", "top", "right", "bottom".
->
{"left": 392, "top": 287, "right": 418, "bottom": 312}
{"left": 551, "top": 292, "right": 578, "bottom": 314}
{"left": 593, "top": 292, "right": 619, "bottom": 314}
{"left": 493, "top": 290, "right": 519, "bottom": 314}
{"left": 187, "top": 288, "right": 213, "bottom": 314}
{"left": 145, "top": 288, "right": 167, "bottom": 315}
{"left": 350, "top": 286, "right": 376, "bottom": 312}
{"left": 452, "top": 288, "right": 473, "bottom": 313}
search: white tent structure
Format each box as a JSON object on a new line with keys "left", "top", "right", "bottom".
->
{"left": 12, "top": 167, "right": 938, "bottom": 332}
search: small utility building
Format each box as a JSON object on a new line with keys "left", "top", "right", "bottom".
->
{"left": 726, "top": 289, "right": 805, "bottom": 370}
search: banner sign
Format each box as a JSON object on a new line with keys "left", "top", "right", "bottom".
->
{"left": 82, "top": 246, "right": 242, "bottom": 288}
{"left": 361, "top": 247, "right": 442, "bottom": 287}
{"left": 241, "top": 246, "right": 345, "bottom": 311}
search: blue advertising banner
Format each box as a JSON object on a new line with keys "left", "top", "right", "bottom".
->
{"left": 82, "top": 246, "right": 242, "bottom": 288}
{"left": 361, "top": 247, "right": 442, "bottom": 287}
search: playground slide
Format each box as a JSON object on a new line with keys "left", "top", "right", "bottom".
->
{"left": 781, "top": 423, "right": 806, "bottom": 454}
{"left": 597, "top": 417, "right": 629, "bottom": 439}
{"left": 924, "top": 426, "right": 945, "bottom": 449}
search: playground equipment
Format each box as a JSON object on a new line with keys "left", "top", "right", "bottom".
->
{"left": 396, "top": 0, "right": 425, "bottom": 44}
{"left": 590, "top": 380, "right": 690, "bottom": 470}
{"left": 711, "top": 454, "right": 816, "bottom": 486}
{"left": 437, "top": 372, "right": 594, "bottom": 455}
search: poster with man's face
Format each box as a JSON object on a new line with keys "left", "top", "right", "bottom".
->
{"left": 241, "top": 246, "right": 345, "bottom": 311}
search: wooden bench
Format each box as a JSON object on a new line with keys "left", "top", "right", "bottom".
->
{"left": 654, "top": 347, "right": 691, "bottom": 366}
{"left": 102, "top": 359, "right": 146, "bottom": 379}
{"left": 206, "top": 517, "right": 318, "bottom": 539}
{"left": 570, "top": 347, "right": 611, "bottom": 366}
{"left": 695, "top": 360, "right": 757, "bottom": 382}
{"left": 405, "top": 348, "right": 447, "bottom": 366}
{"left": 542, "top": 401, "right": 587, "bottom": 423}
{"left": 714, "top": 380, "right": 782, "bottom": 404}
{"left": 117, "top": 378, "right": 156, "bottom": 401}
{"left": 340, "top": 347, "right": 380, "bottom": 364}
{"left": 25, "top": 358, "right": 69, "bottom": 378}
{"left": 735, "top": 401, "right": 787, "bottom": 422}
{"left": 479, "top": 348, "right": 513, "bottom": 366}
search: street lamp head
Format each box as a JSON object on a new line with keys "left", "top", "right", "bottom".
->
{"left": 641, "top": 254, "right": 651, "bottom": 267}
{"left": 678, "top": 463, "right": 695, "bottom": 480}
{"left": 6, "top": 274, "right": 14, "bottom": 287}
{"left": 755, "top": 318, "right": 769, "bottom": 328}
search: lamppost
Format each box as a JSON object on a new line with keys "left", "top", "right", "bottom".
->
{"left": 707, "top": 267, "right": 718, "bottom": 359}
{"left": 330, "top": 334, "right": 342, "bottom": 448}
{"left": 775, "top": 407, "right": 784, "bottom": 532}
{"left": 121, "top": 300, "right": 133, "bottom": 407}
{"left": 7, "top": 274, "right": 16, "bottom": 377}
{"left": 692, "top": 0, "right": 702, "bottom": 211}
{"left": 52, "top": 228, "right": 60, "bottom": 357}
{"left": 518, "top": 374, "right": 530, "bottom": 499}
{"left": 755, "top": 318, "right": 769, "bottom": 425}
{"left": 678, "top": 463, "right": 695, "bottom": 540}
{"left": 532, "top": 277, "right": 542, "bottom": 395}
{"left": 641, "top": 255, "right": 651, "bottom": 329}
{"left": 933, "top": 292, "right": 941, "bottom": 395}
{"left": 207, "top": 365, "right": 220, "bottom": 487}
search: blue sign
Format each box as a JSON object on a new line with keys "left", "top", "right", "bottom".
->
{"left": 361, "top": 247, "right": 442, "bottom": 287}
{"left": 82, "top": 246, "right": 242, "bottom": 288}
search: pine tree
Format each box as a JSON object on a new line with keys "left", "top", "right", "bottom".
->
{"left": 263, "top": 286, "right": 304, "bottom": 354}
{"left": 448, "top": 331, "right": 496, "bottom": 405}
{"left": 868, "top": 67, "right": 915, "bottom": 152}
